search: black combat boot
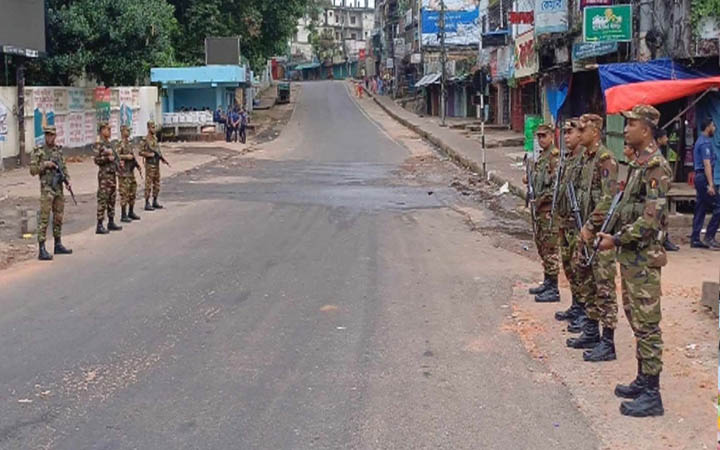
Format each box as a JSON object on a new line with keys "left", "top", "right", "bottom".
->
{"left": 567, "top": 308, "right": 588, "bottom": 333}
{"left": 145, "top": 199, "right": 154, "bottom": 211}
{"left": 529, "top": 274, "right": 550, "bottom": 295}
{"left": 107, "top": 217, "right": 123, "bottom": 231}
{"left": 38, "top": 241, "right": 53, "bottom": 261}
{"left": 96, "top": 220, "right": 109, "bottom": 235}
{"left": 663, "top": 236, "right": 679, "bottom": 252}
{"left": 128, "top": 204, "right": 141, "bottom": 220}
{"left": 583, "top": 327, "right": 616, "bottom": 362}
{"left": 152, "top": 197, "right": 163, "bottom": 209}
{"left": 555, "top": 295, "right": 581, "bottom": 321}
{"left": 566, "top": 319, "right": 600, "bottom": 349}
{"left": 615, "top": 360, "right": 646, "bottom": 399}
{"left": 535, "top": 276, "right": 560, "bottom": 302}
{"left": 121, "top": 206, "right": 131, "bottom": 223}
{"left": 54, "top": 237, "right": 73, "bottom": 255}
{"left": 620, "top": 374, "right": 664, "bottom": 417}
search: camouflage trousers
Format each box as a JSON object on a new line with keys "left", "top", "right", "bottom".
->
{"left": 144, "top": 164, "right": 160, "bottom": 200}
{"left": 619, "top": 251, "right": 663, "bottom": 376}
{"left": 38, "top": 186, "right": 64, "bottom": 243}
{"left": 571, "top": 239, "right": 594, "bottom": 307}
{"left": 588, "top": 248, "right": 618, "bottom": 329}
{"left": 559, "top": 225, "right": 581, "bottom": 298}
{"left": 119, "top": 175, "right": 137, "bottom": 207}
{"left": 97, "top": 172, "right": 117, "bottom": 221}
{"left": 534, "top": 210, "right": 559, "bottom": 277}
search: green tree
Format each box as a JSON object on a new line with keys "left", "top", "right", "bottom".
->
{"left": 25, "top": 0, "right": 176, "bottom": 86}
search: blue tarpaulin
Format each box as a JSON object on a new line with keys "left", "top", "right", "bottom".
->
{"left": 546, "top": 82, "right": 569, "bottom": 123}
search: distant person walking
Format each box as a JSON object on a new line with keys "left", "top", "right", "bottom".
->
{"left": 239, "top": 108, "right": 249, "bottom": 144}
{"left": 690, "top": 117, "right": 720, "bottom": 249}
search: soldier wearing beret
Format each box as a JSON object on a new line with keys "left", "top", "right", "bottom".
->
{"left": 139, "top": 120, "right": 165, "bottom": 211}
{"left": 29, "top": 126, "right": 73, "bottom": 260}
{"left": 526, "top": 123, "right": 562, "bottom": 303}
{"left": 117, "top": 124, "right": 142, "bottom": 223}
{"left": 596, "top": 104, "right": 670, "bottom": 417}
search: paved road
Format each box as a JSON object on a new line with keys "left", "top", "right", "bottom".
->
{"left": 0, "top": 82, "right": 599, "bottom": 449}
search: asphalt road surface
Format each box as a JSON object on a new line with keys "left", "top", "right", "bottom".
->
{"left": 0, "top": 82, "right": 600, "bottom": 449}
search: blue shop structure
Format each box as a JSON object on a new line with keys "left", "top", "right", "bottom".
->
{"left": 150, "top": 65, "right": 251, "bottom": 113}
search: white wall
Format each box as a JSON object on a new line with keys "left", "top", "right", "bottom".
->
{"left": 0, "top": 86, "right": 159, "bottom": 164}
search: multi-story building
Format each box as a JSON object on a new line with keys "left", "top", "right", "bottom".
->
{"left": 290, "top": 0, "right": 375, "bottom": 68}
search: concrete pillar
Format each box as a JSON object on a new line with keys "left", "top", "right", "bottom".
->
{"left": 215, "top": 86, "right": 222, "bottom": 110}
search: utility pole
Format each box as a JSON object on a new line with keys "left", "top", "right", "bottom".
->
{"left": 439, "top": 0, "right": 447, "bottom": 127}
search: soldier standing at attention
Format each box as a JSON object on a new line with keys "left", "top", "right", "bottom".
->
{"left": 117, "top": 124, "right": 142, "bottom": 223}
{"left": 525, "top": 124, "right": 561, "bottom": 303}
{"left": 139, "top": 121, "right": 164, "bottom": 211}
{"left": 567, "top": 114, "right": 619, "bottom": 363}
{"left": 596, "top": 105, "right": 670, "bottom": 417}
{"left": 29, "top": 126, "right": 73, "bottom": 260}
{"left": 94, "top": 121, "right": 123, "bottom": 234}
{"left": 554, "top": 118, "right": 585, "bottom": 322}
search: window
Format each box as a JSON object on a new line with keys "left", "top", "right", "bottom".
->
{"left": 351, "top": 33, "right": 357, "bottom": 39}
{"left": 336, "top": 32, "right": 340, "bottom": 40}
{"left": 350, "top": 16, "right": 356, "bottom": 25}
{"left": 336, "top": 14, "right": 339, "bottom": 23}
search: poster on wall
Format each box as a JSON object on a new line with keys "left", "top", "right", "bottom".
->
{"left": 84, "top": 111, "right": 97, "bottom": 144}
{"left": 0, "top": 101, "right": 8, "bottom": 142}
{"left": 54, "top": 114, "right": 66, "bottom": 147}
{"left": 67, "top": 113, "right": 84, "bottom": 147}
{"left": 535, "top": 0, "right": 568, "bottom": 35}
{"left": 68, "top": 88, "right": 84, "bottom": 111}
{"left": 110, "top": 110, "right": 120, "bottom": 141}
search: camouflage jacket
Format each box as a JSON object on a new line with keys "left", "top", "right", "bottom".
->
{"left": 533, "top": 146, "right": 560, "bottom": 212}
{"left": 614, "top": 142, "right": 672, "bottom": 263}
{"left": 94, "top": 138, "right": 118, "bottom": 175}
{"left": 139, "top": 135, "right": 162, "bottom": 166}
{"left": 578, "top": 141, "right": 618, "bottom": 234}
{"left": 117, "top": 139, "right": 138, "bottom": 177}
{"left": 30, "top": 143, "right": 69, "bottom": 188}
{"left": 555, "top": 150, "right": 584, "bottom": 227}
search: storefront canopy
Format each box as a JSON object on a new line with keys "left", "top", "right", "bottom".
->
{"left": 415, "top": 72, "right": 441, "bottom": 88}
{"left": 598, "top": 59, "right": 720, "bottom": 114}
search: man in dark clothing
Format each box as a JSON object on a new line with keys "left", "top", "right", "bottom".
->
{"left": 239, "top": 108, "right": 249, "bottom": 144}
{"left": 690, "top": 117, "right": 720, "bottom": 249}
{"left": 225, "top": 106, "right": 234, "bottom": 142}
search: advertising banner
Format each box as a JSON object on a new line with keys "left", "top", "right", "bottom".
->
{"left": 0, "top": 101, "right": 7, "bottom": 142}
{"left": 421, "top": 8, "right": 480, "bottom": 46}
{"left": 514, "top": 31, "right": 538, "bottom": 79}
{"left": 535, "top": 0, "right": 568, "bottom": 35}
{"left": 583, "top": 5, "right": 632, "bottom": 42}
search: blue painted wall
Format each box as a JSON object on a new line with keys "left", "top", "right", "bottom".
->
{"left": 173, "top": 88, "right": 216, "bottom": 111}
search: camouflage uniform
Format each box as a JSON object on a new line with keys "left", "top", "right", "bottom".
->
{"left": 117, "top": 139, "right": 138, "bottom": 208}
{"left": 140, "top": 134, "right": 162, "bottom": 201}
{"left": 612, "top": 105, "right": 669, "bottom": 418}
{"left": 533, "top": 145, "right": 560, "bottom": 278}
{"left": 614, "top": 144, "right": 670, "bottom": 376}
{"left": 94, "top": 138, "right": 119, "bottom": 222}
{"left": 29, "top": 141, "right": 68, "bottom": 243}
{"left": 580, "top": 140, "right": 619, "bottom": 330}
{"left": 556, "top": 149, "right": 584, "bottom": 302}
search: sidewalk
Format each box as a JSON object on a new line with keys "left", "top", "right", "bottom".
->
{"left": 364, "top": 88, "right": 529, "bottom": 199}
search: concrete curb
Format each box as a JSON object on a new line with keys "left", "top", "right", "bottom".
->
{"left": 361, "top": 85, "right": 528, "bottom": 202}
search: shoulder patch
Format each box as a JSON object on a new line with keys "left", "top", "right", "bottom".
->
{"left": 598, "top": 152, "right": 612, "bottom": 162}
{"left": 551, "top": 148, "right": 560, "bottom": 156}
{"left": 647, "top": 157, "right": 663, "bottom": 169}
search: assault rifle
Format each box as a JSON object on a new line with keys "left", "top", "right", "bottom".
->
{"left": 153, "top": 148, "right": 171, "bottom": 167}
{"left": 566, "top": 182, "right": 590, "bottom": 262}
{"left": 524, "top": 153, "right": 537, "bottom": 236}
{"left": 50, "top": 157, "right": 77, "bottom": 206}
{"left": 585, "top": 191, "right": 624, "bottom": 266}
{"left": 549, "top": 130, "right": 566, "bottom": 230}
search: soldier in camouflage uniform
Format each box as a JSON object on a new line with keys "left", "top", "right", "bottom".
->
{"left": 117, "top": 125, "right": 142, "bottom": 223}
{"left": 525, "top": 124, "right": 561, "bottom": 303}
{"left": 597, "top": 105, "right": 670, "bottom": 417}
{"left": 139, "top": 121, "right": 164, "bottom": 211}
{"left": 566, "top": 114, "right": 619, "bottom": 364}
{"left": 94, "top": 121, "right": 123, "bottom": 234}
{"left": 554, "top": 119, "right": 586, "bottom": 321}
{"left": 29, "top": 126, "right": 73, "bottom": 260}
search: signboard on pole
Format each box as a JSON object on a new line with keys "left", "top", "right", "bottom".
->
{"left": 535, "top": 0, "right": 568, "bottom": 35}
{"left": 583, "top": 5, "right": 632, "bottom": 42}
{"left": 421, "top": 9, "right": 480, "bottom": 46}
{"left": 572, "top": 41, "right": 618, "bottom": 60}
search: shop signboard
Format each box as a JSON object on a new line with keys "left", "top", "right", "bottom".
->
{"left": 514, "top": 31, "right": 538, "bottom": 79}
{"left": 535, "top": 0, "right": 568, "bottom": 35}
{"left": 0, "top": 101, "right": 7, "bottom": 142}
{"left": 583, "top": 5, "right": 632, "bottom": 42}
{"left": 580, "top": 0, "right": 612, "bottom": 7}
{"left": 572, "top": 41, "right": 618, "bottom": 60}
